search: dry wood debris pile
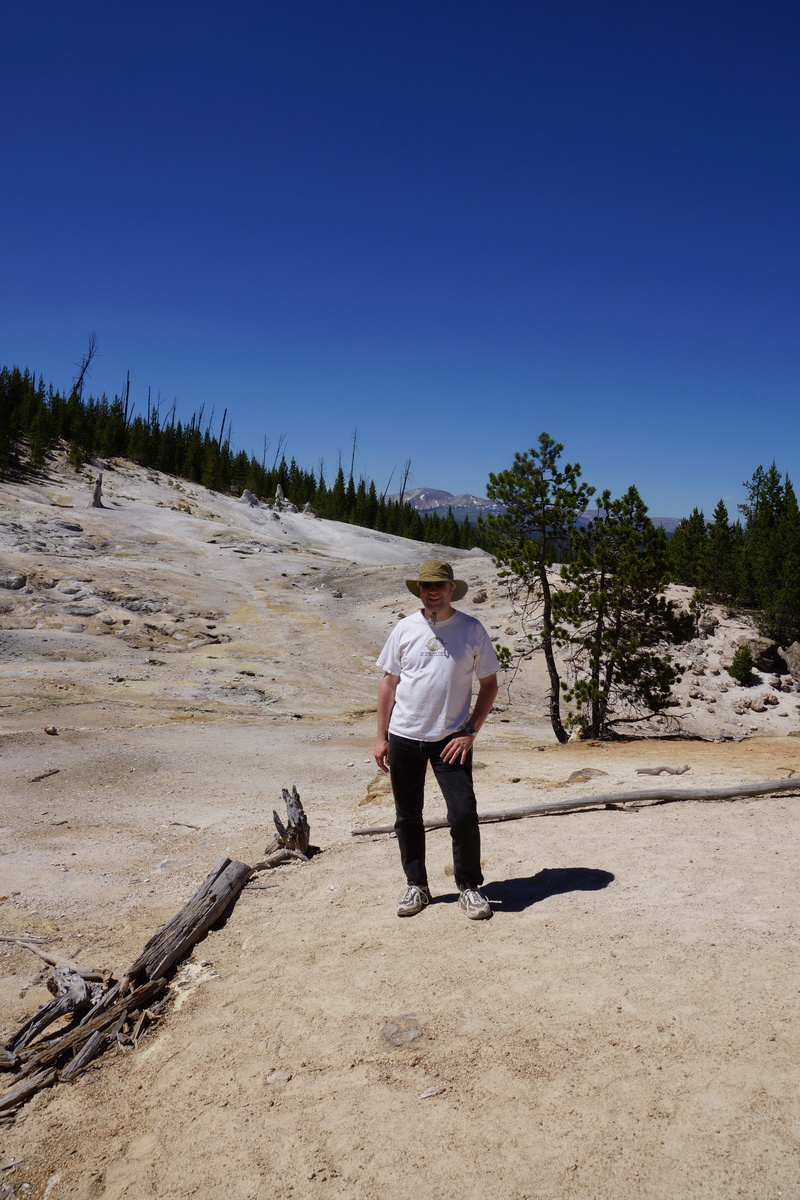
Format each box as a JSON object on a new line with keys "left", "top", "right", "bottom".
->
{"left": 0, "top": 787, "right": 311, "bottom": 1120}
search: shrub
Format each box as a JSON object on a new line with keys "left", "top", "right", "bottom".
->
{"left": 728, "top": 645, "right": 755, "bottom": 685}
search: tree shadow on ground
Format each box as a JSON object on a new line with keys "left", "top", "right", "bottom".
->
{"left": 481, "top": 867, "right": 615, "bottom": 913}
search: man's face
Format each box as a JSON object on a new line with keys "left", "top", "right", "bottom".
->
{"left": 419, "top": 580, "right": 455, "bottom": 614}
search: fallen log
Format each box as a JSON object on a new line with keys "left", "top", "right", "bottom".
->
{"left": 0, "top": 858, "right": 246, "bottom": 1110}
{"left": 635, "top": 765, "right": 690, "bottom": 775}
{"left": 352, "top": 776, "right": 800, "bottom": 836}
{"left": 1, "top": 787, "right": 314, "bottom": 1115}
{"left": 127, "top": 857, "right": 253, "bottom": 982}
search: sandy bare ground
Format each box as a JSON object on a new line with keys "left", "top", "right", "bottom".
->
{"left": 1, "top": 457, "right": 799, "bottom": 1199}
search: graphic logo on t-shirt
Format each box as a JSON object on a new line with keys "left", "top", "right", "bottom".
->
{"left": 425, "top": 636, "right": 447, "bottom": 656}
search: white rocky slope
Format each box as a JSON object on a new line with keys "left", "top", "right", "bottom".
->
{"left": 0, "top": 452, "right": 798, "bottom": 741}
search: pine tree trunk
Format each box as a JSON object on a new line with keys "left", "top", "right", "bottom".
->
{"left": 540, "top": 572, "right": 569, "bottom": 743}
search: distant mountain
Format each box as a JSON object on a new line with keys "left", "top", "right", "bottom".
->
{"left": 388, "top": 487, "right": 504, "bottom": 525}
{"left": 390, "top": 488, "right": 682, "bottom": 533}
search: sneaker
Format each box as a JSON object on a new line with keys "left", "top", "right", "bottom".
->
{"left": 458, "top": 886, "right": 492, "bottom": 920}
{"left": 396, "top": 884, "right": 431, "bottom": 917}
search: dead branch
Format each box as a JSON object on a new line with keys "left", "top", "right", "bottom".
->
{"left": 0, "top": 1069, "right": 59, "bottom": 1114}
{"left": 7, "top": 967, "right": 99, "bottom": 1053}
{"left": 72, "top": 331, "right": 98, "bottom": 401}
{"left": 635, "top": 765, "right": 689, "bottom": 775}
{"left": 352, "top": 776, "right": 800, "bottom": 836}
{"left": 29, "top": 768, "right": 60, "bottom": 783}
{"left": 6, "top": 939, "right": 107, "bottom": 982}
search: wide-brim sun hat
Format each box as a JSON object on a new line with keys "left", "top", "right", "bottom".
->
{"left": 406, "top": 560, "right": 468, "bottom": 602}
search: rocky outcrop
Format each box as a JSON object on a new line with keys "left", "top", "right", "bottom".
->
{"left": 736, "top": 635, "right": 786, "bottom": 673}
{"left": 697, "top": 612, "right": 719, "bottom": 636}
{"left": 784, "top": 641, "right": 800, "bottom": 681}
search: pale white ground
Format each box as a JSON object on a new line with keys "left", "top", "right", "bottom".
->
{"left": 1, "top": 456, "right": 798, "bottom": 1199}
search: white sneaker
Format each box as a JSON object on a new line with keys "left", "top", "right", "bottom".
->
{"left": 396, "top": 884, "right": 431, "bottom": 917}
{"left": 458, "top": 887, "right": 492, "bottom": 920}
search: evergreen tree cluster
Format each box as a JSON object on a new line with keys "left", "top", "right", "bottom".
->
{"left": 487, "top": 435, "right": 691, "bottom": 739}
{"left": 669, "top": 464, "right": 800, "bottom": 644}
{"left": 0, "top": 364, "right": 487, "bottom": 551}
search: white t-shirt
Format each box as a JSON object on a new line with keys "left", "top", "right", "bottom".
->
{"left": 377, "top": 609, "right": 500, "bottom": 741}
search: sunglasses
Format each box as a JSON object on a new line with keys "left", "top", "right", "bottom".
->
{"left": 419, "top": 581, "right": 451, "bottom": 590}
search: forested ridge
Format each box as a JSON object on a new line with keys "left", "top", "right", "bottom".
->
{"left": 0, "top": 364, "right": 488, "bottom": 550}
{"left": 668, "top": 468, "right": 800, "bottom": 645}
{"left": 2, "top": 361, "right": 799, "bottom": 647}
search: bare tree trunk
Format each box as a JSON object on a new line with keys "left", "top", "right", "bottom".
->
{"left": 539, "top": 571, "right": 569, "bottom": 743}
{"left": 399, "top": 458, "right": 412, "bottom": 506}
{"left": 349, "top": 427, "right": 358, "bottom": 482}
{"left": 73, "top": 331, "right": 98, "bottom": 401}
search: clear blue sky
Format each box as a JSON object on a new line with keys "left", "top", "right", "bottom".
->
{"left": 3, "top": 1, "right": 799, "bottom": 517}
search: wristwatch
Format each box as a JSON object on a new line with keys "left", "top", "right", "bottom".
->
{"left": 463, "top": 726, "right": 477, "bottom": 738}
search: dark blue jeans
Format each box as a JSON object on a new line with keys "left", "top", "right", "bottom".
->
{"left": 388, "top": 733, "right": 483, "bottom": 891}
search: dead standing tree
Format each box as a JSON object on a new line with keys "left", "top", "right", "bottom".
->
{"left": 254, "top": 785, "right": 311, "bottom": 869}
{"left": 71, "top": 331, "right": 98, "bottom": 403}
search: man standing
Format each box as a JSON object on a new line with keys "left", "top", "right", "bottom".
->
{"left": 374, "top": 560, "right": 499, "bottom": 919}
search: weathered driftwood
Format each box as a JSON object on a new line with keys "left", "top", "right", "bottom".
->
{"left": 4, "top": 938, "right": 107, "bottom": 982}
{"left": 253, "top": 785, "right": 311, "bottom": 869}
{"left": 127, "top": 857, "right": 253, "bottom": 982}
{"left": 1, "top": 788, "right": 314, "bottom": 1116}
{"left": 7, "top": 967, "right": 99, "bottom": 1053}
{"left": 0, "top": 980, "right": 169, "bottom": 1111}
{"left": 352, "top": 776, "right": 800, "bottom": 836}
{"left": 635, "top": 765, "right": 690, "bottom": 775}
{"left": 0, "top": 1048, "right": 19, "bottom": 1072}
{"left": 0, "top": 862, "right": 249, "bottom": 1113}
{"left": 0, "top": 1068, "right": 59, "bottom": 1113}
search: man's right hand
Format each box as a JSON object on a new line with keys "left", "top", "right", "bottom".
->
{"left": 374, "top": 737, "right": 390, "bottom": 773}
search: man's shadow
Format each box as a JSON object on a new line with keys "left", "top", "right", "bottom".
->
{"left": 436, "top": 867, "right": 614, "bottom": 913}
{"left": 484, "top": 867, "right": 614, "bottom": 913}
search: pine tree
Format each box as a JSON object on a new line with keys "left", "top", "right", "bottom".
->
{"left": 669, "top": 508, "right": 706, "bottom": 585}
{"left": 552, "top": 486, "right": 690, "bottom": 738}
{"left": 441, "top": 506, "right": 459, "bottom": 547}
{"left": 701, "top": 500, "right": 740, "bottom": 602}
{"left": 486, "top": 433, "right": 595, "bottom": 743}
{"left": 330, "top": 466, "right": 347, "bottom": 519}
{"left": 758, "top": 476, "right": 800, "bottom": 644}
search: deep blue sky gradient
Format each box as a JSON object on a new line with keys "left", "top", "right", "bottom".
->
{"left": 3, "top": 1, "right": 799, "bottom": 516}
